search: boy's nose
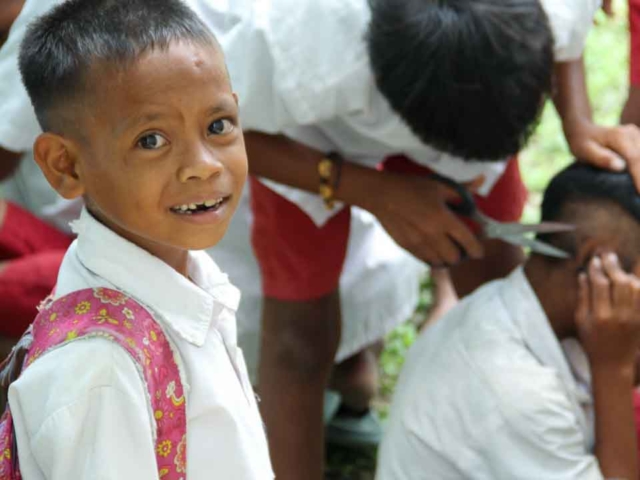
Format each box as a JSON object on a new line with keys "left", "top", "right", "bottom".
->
{"left": 178, "top": 146, "right": 223, "bottom": 182}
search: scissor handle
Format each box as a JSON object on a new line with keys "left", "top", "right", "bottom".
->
{"left": 429, "top": 173, "right": 476, "bottom": 217}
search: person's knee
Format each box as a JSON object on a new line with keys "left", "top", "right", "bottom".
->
{"left": 261, "top": 293, "right": 341, "bottom": 381}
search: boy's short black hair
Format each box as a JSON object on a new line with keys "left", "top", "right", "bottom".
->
{"left": 367, "top": 0, "right": 553, "bottom": 161}
{"left": 539, "top": 163, "right": 640, "bottom": 266}
{"left": 19, "top": 0, "right": 217, "bottom": 133}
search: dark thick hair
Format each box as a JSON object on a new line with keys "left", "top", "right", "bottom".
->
{"left": 540, "top": 163, "right": 640, "bottom": 263}
{"left": 367, "top": 0, "right": 553, "bottom": 161}
{"left": 19, "top": 0, "right": 216, "bottom": 132}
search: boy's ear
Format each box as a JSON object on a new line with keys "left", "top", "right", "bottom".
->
{"left": 33, "top": 133, "right": 85, "bottom": 199}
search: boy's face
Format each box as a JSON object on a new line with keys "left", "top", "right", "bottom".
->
{"left": 74, "top": 41, "right": 247, "bottom": 266}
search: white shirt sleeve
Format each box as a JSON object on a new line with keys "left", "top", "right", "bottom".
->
{"left": 476, "top": 380, "right": 603, "bottom": 480}
{"left": 539, "top": 0, "right": 602, "bottom": 62}
{"left": 8, "top": 339, "right": 159, "bottom": 480}
{"left": 0, "top": 0, "right": 64, "bottom": 152}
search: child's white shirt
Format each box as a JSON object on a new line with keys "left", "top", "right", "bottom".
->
{"left": 7, "top": 209, "right": 274, "bottom": 480}
{"left": 377, "top": 267, "right": 600, "bottom": 480}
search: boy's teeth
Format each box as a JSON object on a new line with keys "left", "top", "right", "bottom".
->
{"left": 173, "top": 197, "right": 225, "bottom": 213}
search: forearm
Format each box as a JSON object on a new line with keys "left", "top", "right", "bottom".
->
{"left": 591, "top": 366, "right": 638, "bottom": 479}
{"left": 552, "top": 58, "right": 593, "bottom": 134}
{"left": 243, "top": 131, "right": 385, "bottom": 212}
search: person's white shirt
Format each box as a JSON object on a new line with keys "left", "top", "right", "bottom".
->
{"left": 0, "top": 0, "right": 601, "bottom": 227}
{"left": 376, "top": 267, "right": 601, "bottom": 480}
{"left": 8, "top": 209, "right": 274, "bottom": 480}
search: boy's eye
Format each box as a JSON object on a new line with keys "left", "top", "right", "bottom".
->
{"left": 137, "top": 133, "right": 168, "bottom": 150}
{"left": 208, "top": 119, "right": 234, "bottom": 135}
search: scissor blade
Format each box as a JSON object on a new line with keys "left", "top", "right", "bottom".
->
{"left": 500, "top": 234, "right": 572, "bottom": 259}
{"left": 485, "top": 221, "right": 575, "bottom": 238}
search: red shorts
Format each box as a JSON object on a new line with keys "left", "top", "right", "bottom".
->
{"left": 250, "top": 156, "right": 527, "bottom": 301}
{"left": 0, "top": 202, "right": 73, "bottom": 337}
{"left": 630, "top": 0, "right": 640, "bottom": 86}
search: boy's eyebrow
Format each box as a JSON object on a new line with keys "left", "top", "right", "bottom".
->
{"left": 116, "top": 112, "right": 166, "bottom": 136}
{"left": 116, "top": 98, "right": 237, "bottom": 135}
{"left": 205, "top": 98, "right": 237, "bottom": 117}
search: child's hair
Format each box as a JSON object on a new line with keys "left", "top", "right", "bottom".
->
{"left": 19, "top": 0, "right": 217, "bottom": 133}
{"left": 366, "top": 0, "right": 553, "bottom": 161}
{"left": 539, "top": 163, "right": 640, "bottom": 267}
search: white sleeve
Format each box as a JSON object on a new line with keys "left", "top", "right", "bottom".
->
{"left": 539, "top": 0, "right": 602, "bottom": 62}
{"left": 0, "top": 0, "right": 65, "bottom": 152}
{"left": 477, "top": 382, "right": 603, "bottom": 480}
{"left": 8, "top": 339, "right": 158, "bottom": 480}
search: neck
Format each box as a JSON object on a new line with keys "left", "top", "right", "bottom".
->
{"left": 524, "top": 258, "right": 576, "bottom": 340}
{"left": 86, "top": 206, "right": 191, "bottom": 278}
{"left": 149, "top": 246, "right": 191, "bottom": 277}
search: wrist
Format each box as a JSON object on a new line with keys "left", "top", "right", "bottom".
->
{"left": 563, "top": 116, "right": 594, "bottom": 139}
{"left": 591, "top": 361, "right": 636, "bottom": 385}
{"left": 334, "top": 161, "right": 387, "bottom": 213}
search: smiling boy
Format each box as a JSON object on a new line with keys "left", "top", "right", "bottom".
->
{"left": 7, "top": 1, "right": 272, "bottom": 478}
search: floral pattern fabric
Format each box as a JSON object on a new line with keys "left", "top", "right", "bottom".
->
{"left": 0, "top": 288, "right": 187, "bottom": 479}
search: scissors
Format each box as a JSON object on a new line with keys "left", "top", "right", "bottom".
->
{"left": 431, "top": 173, "right": 575, "bottom": 259}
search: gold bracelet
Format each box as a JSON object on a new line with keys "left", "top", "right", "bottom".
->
{"left": 317, "top": 153, "right": 343, "bottom": 209}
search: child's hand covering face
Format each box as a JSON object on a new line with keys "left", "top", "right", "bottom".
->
{"left": 575, "top": 252, "right": 640, "bottom": 373}
{"left": 66, "top": 41, "right": 247, "bottom": 268}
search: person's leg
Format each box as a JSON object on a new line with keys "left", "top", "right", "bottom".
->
{"left": 259, "top": 293, "right": 341, "bottom": 478}
{"left": 622, "top": 0, "right": 640, "bottom": 126}
{"left": 250, "top": 178, "right": 350, "bottom": 480}
{"left": 422, "top": 267, "right": 459, "bottom": 329}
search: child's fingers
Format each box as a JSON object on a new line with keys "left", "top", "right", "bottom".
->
{"left": 589, "top": 256, "right": 612, "bottom": 321}
{"left": 603, "top": 252, "right": 634, "bottom": 310}
{"left": 575, "top": 272, "right": 590, "bottom": 327}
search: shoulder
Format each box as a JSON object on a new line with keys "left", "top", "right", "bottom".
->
{"left": 392, "top": 279, "right": 566, "bottom": 435}
{"left": 9, "top": 337, "right": 148, "bottom": 437}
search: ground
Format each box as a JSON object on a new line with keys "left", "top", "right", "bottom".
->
{"left": 326, "top": 2, "right": 630, "bottom": 477}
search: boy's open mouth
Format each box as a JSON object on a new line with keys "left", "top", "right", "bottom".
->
{"left": 170, "top": 196, "right": 229, "bottom": 215}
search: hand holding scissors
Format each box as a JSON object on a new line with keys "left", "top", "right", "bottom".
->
{"left": 431, "top": 173, "right": 575, "bottom": 259}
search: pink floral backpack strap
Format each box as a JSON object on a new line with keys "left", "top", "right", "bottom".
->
{"left": 0, "top": 288, "right": 187, "bottom": 480}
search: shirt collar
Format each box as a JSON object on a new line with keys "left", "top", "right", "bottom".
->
{"left": 499, "top": 267, "right": 583, "bottom": 394}
{"left": 71, "top": 208, "right": 241, "bottom": 347}
{"left": 499, "top": 267, "right": 591, "bottom": 437}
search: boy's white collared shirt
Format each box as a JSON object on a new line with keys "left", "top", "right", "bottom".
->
{"left": 377, "top": 267, "right": 602, "bottom": 480}
{"left": 8, "top": 209, "right": 274, "bottom": 480}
